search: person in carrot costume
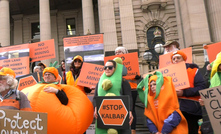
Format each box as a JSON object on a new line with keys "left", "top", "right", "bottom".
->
{"left": 137, "top": 71, "right": 188, "bottom": 134}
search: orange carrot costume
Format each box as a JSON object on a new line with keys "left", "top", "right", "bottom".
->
{"left": 137, "top": 71, "right": 188, "bottom": 134}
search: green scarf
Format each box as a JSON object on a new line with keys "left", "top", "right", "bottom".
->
{"left": 136, "top": 71, "right": 164, "bottom": 108}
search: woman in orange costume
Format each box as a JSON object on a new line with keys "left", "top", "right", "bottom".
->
{"left": 66, "top": 55, "right": 92, "bottom": 94}
{"left": 22, "top": 65, "right": 94, "bottom": 134}
{"left": 137, "top": 71, "right": 188, "bottom": 134}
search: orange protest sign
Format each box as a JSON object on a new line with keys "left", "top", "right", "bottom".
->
{"left": 29, "top": 39, "right": 55, "bottom": 62}
{"left": 17, "top": 75, "right": 37, "bottom": 91}
{"left": 63, "top": 34, "right": 103, "bottom": 47}
{"left": 205, "top": 42, "right": 221, "bottom": 63}
{"left": 0, "top": 57, "right": 30, "bottom": 77}
{"left": 96, "top": 96, "right": 130, "bottom": 129}
{"left": 0, "top": 43, "right": 29, "bottom": 52}
{"left": 0, "top": 44, "right": 30, "bottom": 77}
{"left": 98, "top": 99, "right": 128, "bottom": 126}
{"left": 159, "top": 47, "right": 192, "bottom": 68}
{"left": 104, "top": 52, "right": 140, "bottom": 79}
{"left": 143, "top": 62, "right": 190, "bottom": 90}
{"left": 77, "top": 63, "right": 104, "bottom": 88}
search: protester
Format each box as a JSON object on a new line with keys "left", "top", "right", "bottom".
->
{"left": 60, "top": 59, "right": 66, "bottom": 84}
{"left": 115, "top": 46, "right": 137, "bottom": 134}
{"left": 93, "top": 59, "right": 133, "bottom": 134}
{"left": 42, "top": 67, "right": 68, "bottom": 105}
{"left": 171, "top": 50, "right": 206, "bottom": 134}
{"left": 115, "top": 46, "right": 128, "bottom": 55}
{"left": 137, "top": 71, "right": 188, "bottom": 134}
{"left": 38, "top": 62, "right": 46, "bottom": 72}
{"left": 199, "top": 52, "right": 221, "bottom": 134}
{"left": 66, "top": 55, "right": 91, "bottom": 94}
{"left": 0, "top": 67, "right": 31, "bottom": 111}
{"left": 33, "top": 66, "right": 41, "bottom": 73}
{"left": 163, "top": 40, "right": 180, "bottom": 54}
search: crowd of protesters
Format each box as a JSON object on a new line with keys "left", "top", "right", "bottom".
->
{"left": 0, "top": 40, "right": 219, "bottom": 134}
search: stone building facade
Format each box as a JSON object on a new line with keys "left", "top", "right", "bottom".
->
{"left": 0, "top": 0, "right": 221, "bottom": 75}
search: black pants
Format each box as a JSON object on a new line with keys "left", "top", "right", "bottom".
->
{"left": 182, "top": 111, "right": 201, "bottom": 134}
{"left": 131, "top": 90, "right": 137, "bottom": 130}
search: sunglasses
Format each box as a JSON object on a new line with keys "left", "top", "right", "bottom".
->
{"left": 104, "top": 66, "right": 114, "bottom": 70}
{"left": 74, "top": 60, "right": 82, "bottom": 63}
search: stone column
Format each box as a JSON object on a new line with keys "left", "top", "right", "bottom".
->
{"left": 39, "top": 0, "right": 51, "bottom": 41}
{"left": 82, "top": 0, "right": 95, "bottom": 35}
{"left": 206, "top": 0, "right": 221, "bottom": 42}
{"left": 51, "top": 10, "right": 59, "bottom": 62}
{"left": 98, "top": 0, "right": 118, "bottom": 51}
{"left": 119, "top": 0, "right": 137, "bottom": 49}
{"left": 176, "top": 0, "right": 211, "bottom": 47}
{"left": 39, "top": 0, "right": 52, "bottom": 66}
{"left": 12, "top": 14, "right": 23, "bottom": 45}
{"left": 0, "top": 0, "right": 10, "bottom": 46}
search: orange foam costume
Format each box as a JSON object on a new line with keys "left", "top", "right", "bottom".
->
{"left": 137, "top": 71, "right": 188, "bottom": 134}
{"left": 22, "top": 66, "right": 94, "bottom": 134}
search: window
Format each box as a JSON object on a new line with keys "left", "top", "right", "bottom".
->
{"left": 66, "top": 18, "right": 76, "bottom": 35}
{"left": 31, "top": 22, "right": 40, "bottom": 40}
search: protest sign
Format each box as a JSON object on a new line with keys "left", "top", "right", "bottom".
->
{"left": 0, "top": 44, "right": 30, "bottom": 77}
{"left": 104, "top": 52, "right": 140, "bottom": 79}
{"left": 0, "top": 109, "right": 47, "bottom": 134}
{"left": 96, "top": 96, "right": 129, "bottom": 129}
{"left": 77, "top": 63, "right": 104, "bottom": 88}
{"left": 159, "top": 47, "right": 192, "bottom": 68}
{"left": 16, "top": 67, "right": 63, "bottom": 91}
{"left": 143, "top": 61, "right": 190, "bottom": 90}
{"left": 17, "top": 75, "right": 38, "bottom": 91}
{"left": 199, "top": 86, "right": 221, "bottom": 134}
{"left": 205, "top": 42, "right": 221, "bottom": 63}
{"left": 16, "top": 72, "right": 43, "bottom": 91}
{"left": 63, "top": 34, "right": 104, "bottom": 72}
{"left": 29, "top": 39, "right": 55, "bottom": 62}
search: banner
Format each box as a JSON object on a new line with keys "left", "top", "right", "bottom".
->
{"left": 96, "top": 96, "right": 130, "bottom": 129}
{"left": 29, "top": 39, "right": 56, "bottom": 62}
{"left": 143, "top": 62, "right": 190, "bottom": 90}
{"left": 199, "top": 86, "right": 221, "bottom": 134}
{"left": 63, "top": 34, "right": 104, "bottom": 72}
{"left": 159, "top": 47, "right": 192, "bottom": 68}
{"left": 104, "top": 52, "right": 140, "bottom": 79}
{"left": 0, "top": 109, "right": 47, "bottom": 134}
{"left": 0, "top": 44, "right": 30, "bottom": 77}
{"left": 205, "top": 42, "right": 221, "bottom": 63}
{"left": 77, "top": 63, "right": 104, "bottom": 88}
